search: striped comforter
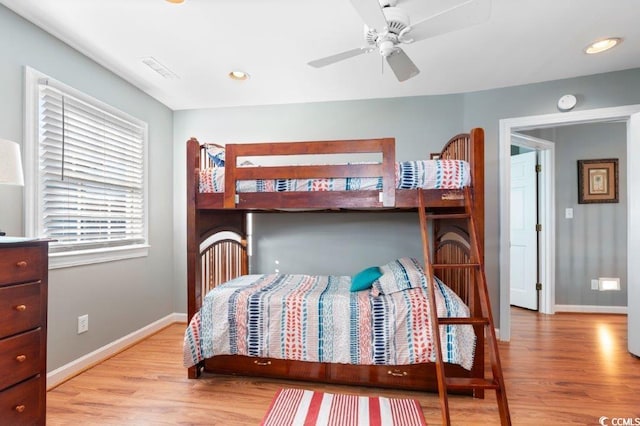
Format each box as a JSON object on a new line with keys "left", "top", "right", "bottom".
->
{"left": 183, "top": 274, "right": 476, "bottom": 370}
{"left": 198, "top": 160, "right": 470, "bottom": 193}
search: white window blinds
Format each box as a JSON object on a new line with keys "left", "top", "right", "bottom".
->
{"left": 38, "top": 82, "right": 147, "bottom": 253}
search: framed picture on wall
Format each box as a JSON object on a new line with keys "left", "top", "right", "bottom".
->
{"left": 577, "top": 158, "right": 619, "bottom": 204}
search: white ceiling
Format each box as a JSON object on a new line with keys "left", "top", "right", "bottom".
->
{"left": 3, "top": 0, "right": 639, "bottom": 111}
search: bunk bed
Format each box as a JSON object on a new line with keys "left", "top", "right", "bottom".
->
{"left": 183, "top": 128, "right": 487, "bottom": 394}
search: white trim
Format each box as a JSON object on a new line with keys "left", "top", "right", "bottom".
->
{"left": 537, "top": 148, "right": 556, "bottom": 317}
{"left": 23, "top": 66, "right": 150, "bottom": 266}
{"left": 23, "top": 66, "right": 40, "bottom": 238}
{"left": 554, "top": 305, "right": 627, "bottom": 315}
{"left": 46, "top": 313, "right": 187, "bottom": 390}
{"left": 628, "top": 113, "right": 640, "bottom": 356}
{"left": 499, "top": 104, "right": 640, "bottom": 342}
{"left": 49, "top": 244, "right": 150, "bottom": 269}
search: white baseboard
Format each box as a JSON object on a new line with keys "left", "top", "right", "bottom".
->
{"left": 174, "top": 312, "right": 188, "bottom": 322}
{"left": 555, "top": 305, "right": 628, "bottom": 314}
{"left": 47, "top": 312, "right": 187, "bottom": 390}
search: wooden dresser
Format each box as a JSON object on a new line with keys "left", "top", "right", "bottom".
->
{"left": 0, "top": 240, "right": 49, "bottom": 425}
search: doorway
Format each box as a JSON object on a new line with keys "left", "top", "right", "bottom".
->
{"left": 498, "top": 104, "right": 640, "bottom": 349}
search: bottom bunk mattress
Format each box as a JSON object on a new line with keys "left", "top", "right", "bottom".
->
{"left": 184, "top": 263, "right": 476, "bottom": 371}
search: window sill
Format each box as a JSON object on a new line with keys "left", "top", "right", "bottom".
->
{"left": 48, "top": 244, "right": 150, "bottom": 269}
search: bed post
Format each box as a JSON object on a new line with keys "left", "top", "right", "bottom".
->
{"left": 186, "top": 137, "right": 202, "bottom": 379}
{"left": 469, "top": 128, "right": 486, "bottom": 397}
{"left": 470, "top": 128, "right": 485, "bottom": 262}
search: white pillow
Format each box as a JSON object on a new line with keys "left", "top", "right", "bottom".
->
{"left": 373, "top": 257, "right": 426, "bottom": 295}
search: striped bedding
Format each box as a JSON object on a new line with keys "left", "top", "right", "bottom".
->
{"left": 198, "top": 160, "right": 470, "bottom": 193}
{"left": 183, "top": 273, "right": 476, "bottom": 370}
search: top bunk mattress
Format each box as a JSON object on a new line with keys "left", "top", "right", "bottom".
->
{"left": 199, "top": 159, "right": 470, "bottom": 194}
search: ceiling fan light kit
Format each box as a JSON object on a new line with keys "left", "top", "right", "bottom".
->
{"left": 307, "top": 0, "right": 491, "bottom": 82}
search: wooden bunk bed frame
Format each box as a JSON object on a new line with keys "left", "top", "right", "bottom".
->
{"left": 186, "top": 128, "right": 486, "bottom": 395}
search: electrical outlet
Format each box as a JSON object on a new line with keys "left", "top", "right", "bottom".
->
{"left": 77, "top": 314, "right": 89, "bottom": 334}
{"left": 591, "top": 279, "right": 599, "bottom": 290}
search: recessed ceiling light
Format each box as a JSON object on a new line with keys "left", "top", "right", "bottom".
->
{"left": 228, "top": 71, "right": 250, "bottom": 81}
{"left": 584, "top": 37, "right": 622, "bottom": 54}
{"left": 166, "top": 0, "right": 185, "bottom": 4}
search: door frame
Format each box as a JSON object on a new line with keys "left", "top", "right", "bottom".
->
{"left": 498, "top": 104, "right": 640, "bottom": 341}
{"left": 509, "top": 133, "right": 554, "bottom": 312}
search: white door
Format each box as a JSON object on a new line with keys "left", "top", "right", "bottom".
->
{"left": 510, "top": 150, "right": 538, "bottom": 310}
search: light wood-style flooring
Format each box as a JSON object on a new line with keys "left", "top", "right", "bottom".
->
{"left": 47, "top": 308, "right": 640, "bottom": 425}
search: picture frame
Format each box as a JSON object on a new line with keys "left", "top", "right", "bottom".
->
{"left": 430, "top": 153, "right": 441, "bottom": 160}
{"left": 577, "top": 158, "right": 619, "bottom": 204}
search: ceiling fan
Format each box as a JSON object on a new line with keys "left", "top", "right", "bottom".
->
{"left": 308, "top": 0, "right": 491, "bottom": 82}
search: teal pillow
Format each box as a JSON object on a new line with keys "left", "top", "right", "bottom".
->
{"left": 350, "top": 266, "right": 383, "bottom": 292}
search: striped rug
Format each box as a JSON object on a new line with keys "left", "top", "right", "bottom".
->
{"left": 261, "top": 388, "right": 427, "bottom": 426}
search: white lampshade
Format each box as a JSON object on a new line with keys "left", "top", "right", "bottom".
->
{"left": 0, "top": 139, "right": 24, "bottom": 186}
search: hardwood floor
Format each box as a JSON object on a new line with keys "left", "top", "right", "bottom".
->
{"left": 47, "top": 308, "right": 640, "bottom": 425}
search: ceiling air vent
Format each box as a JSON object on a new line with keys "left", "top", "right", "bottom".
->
{"left": 142, "top": 57, "right": 179, "bottom": 79}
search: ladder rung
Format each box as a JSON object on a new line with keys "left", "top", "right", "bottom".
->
{"left": 438, "top": 317, "right": 490, "bottom": 326}
{"left": 426, "top": 213, "right": 470, "bottom": 220}
{"left": 432, "top": 263, "right": 480, "bottom": 269}
{"left": 445, "top": 377, "right": 500, "bottom": 390}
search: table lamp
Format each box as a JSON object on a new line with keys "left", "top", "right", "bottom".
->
{"left": 0, "top": 138, "right": 25, "bottom": 236}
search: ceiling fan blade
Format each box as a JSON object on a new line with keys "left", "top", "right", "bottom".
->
{"left": 308, "top": 47, "right": 370, "bottom": 68}
{"left": 386, "top": 49, "right": 420, "bottom": 82}
{"left": 406, "top": 0, "right": 491, "bottom": 43}
{"left": 349, "top": 0, "right": 388, "bottom": 31}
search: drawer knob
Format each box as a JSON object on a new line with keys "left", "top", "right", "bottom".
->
{"left": 253, "top": 360, "right": 271, "bottom": 366}
{"left": 15, "top": 404, "right": 26, "bottom": 413}
{"left": 387, "top": 369, "right": 408, "bottom": 377}
{"left": 16, "top": 354, "right": 27, "bottom": 363}
{"left": 16, "top": 260, "right": 28, "bottom": 268}
{"left": 15, "top": 304, "right": 27, "bottom": 312}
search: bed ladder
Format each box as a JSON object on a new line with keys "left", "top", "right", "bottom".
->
{"left": 418, "top": 187, "right": 511, "bottom": 426}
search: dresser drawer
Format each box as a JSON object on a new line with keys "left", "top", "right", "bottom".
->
{"left": 0, "top": 375, "right": 41, "bottom": 426}
{"left": 0, "top": 329, "right": 41, "bottom": 391}
{"left": 0, "top": 282, "right": 42, "bottom": 337}
{"left": 0, "top": 246, "right": 42, "bottom": 286}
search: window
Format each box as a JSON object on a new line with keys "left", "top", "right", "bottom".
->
{"left": 25, "top": 68, "right": 149, "bottom": 268}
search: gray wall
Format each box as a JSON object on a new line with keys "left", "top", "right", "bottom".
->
{"left": 0, "top": 6, "right": 175, "bottom": 371}
{"left": 251, "top": 212, "right": 424, "bottom": 276}
{"left": 539, "top": 123, "right": 627, "bottom": 306}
